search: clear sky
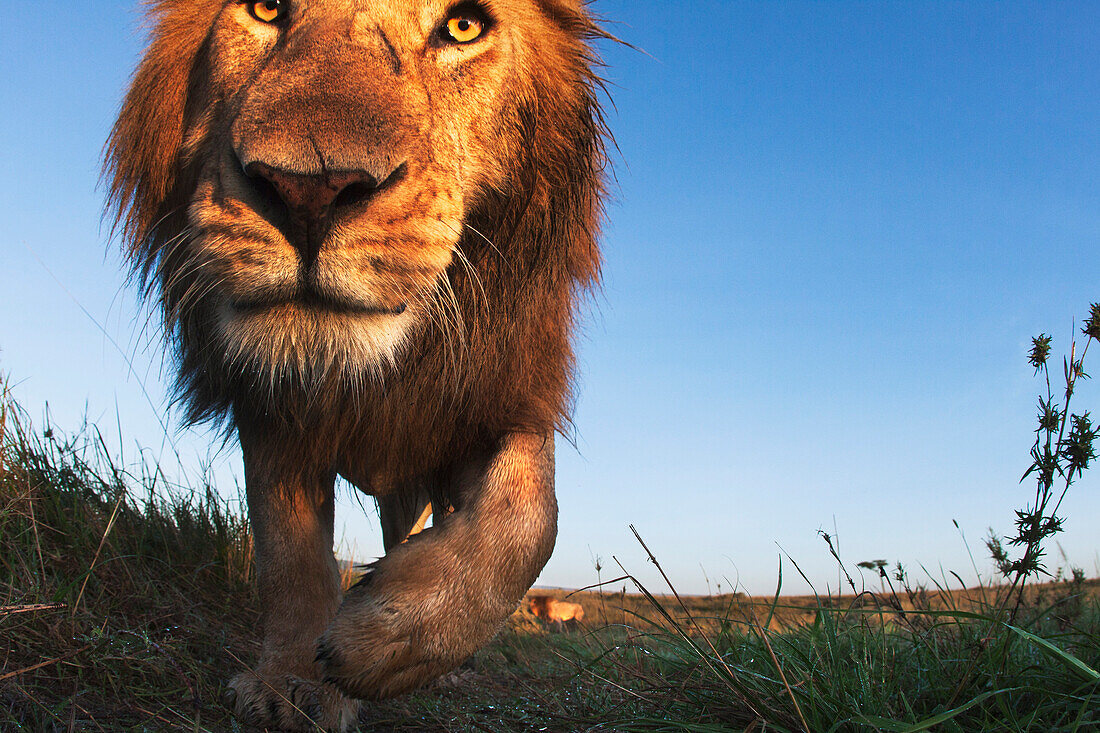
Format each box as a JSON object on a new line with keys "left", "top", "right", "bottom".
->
{"left": 2, "top": 1, "right": 1098, "bottom": 596}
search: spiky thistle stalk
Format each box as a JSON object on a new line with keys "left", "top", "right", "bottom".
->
{"left": 988, "top": 303, "right": 1098, "bottom": 619}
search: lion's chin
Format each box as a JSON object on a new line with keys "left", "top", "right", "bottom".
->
{"left": 215, "top": 300, "right": 418, "bottom": 384}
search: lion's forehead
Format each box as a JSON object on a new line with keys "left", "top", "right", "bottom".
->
{"left": 348, "top": 1, "right": 467, "bottom": 41}
{"left": 209, "top": 0, "right": 531, "bottom": 176}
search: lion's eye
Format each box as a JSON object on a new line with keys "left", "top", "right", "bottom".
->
{"left": 442, "top": 9, "right": 488, "bottom": 44}
{"left": 246, "top": 0, "right": 288, "bottom": 24}
{"left": 445, "top": 16, "right": 484, "bottom": 43}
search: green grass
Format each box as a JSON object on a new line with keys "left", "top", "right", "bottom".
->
{"left": 0, "top": 383, "right": 257, "bottom": 729}
{"left": 577, "top": 556, "right": 1100, "bottom": 732}
{"left": 2, "top": 303, "right": 1099, "bottom": 732}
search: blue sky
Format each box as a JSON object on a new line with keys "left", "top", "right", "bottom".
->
{"left": 2, "top": 1, "right": 1098, "bottom": 595}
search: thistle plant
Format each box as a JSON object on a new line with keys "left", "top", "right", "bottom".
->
{"left": 987, "top": 302, "right": 1099, "bottom": 617}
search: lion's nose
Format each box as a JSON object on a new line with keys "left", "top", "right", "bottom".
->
{"left": 244, "top": 161, "right": 383, "bottom": 223}
{"left": 241, "top": 160, "right": 404, "bottom": 261}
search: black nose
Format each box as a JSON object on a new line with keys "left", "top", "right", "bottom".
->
{"left": 245, "top": 161, "right": 383, "bottom": 221}
{"left": 242, "top": 161, "right": 401, "bottom": 261}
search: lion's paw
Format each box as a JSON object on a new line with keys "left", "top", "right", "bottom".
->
{"left": 316, "top": 574, "right": 513, "bottom": 701}
{"left": 316, "top": 614, "right": 450, "bottom": 701}
{"left": 227, "top": 670, "right": 360, "bottom": 732}
{"left": 315, "top": 589, "right": 478, "bottom": 701}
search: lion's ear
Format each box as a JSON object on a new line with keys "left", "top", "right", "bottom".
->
{"left": 535, "top": 0, "right": 605, "bottom": 38}
{"left": 104, "top": 1, "right": 217, "bottom": 266}
{"left": 536, "top": 0, "right": 593, "bottom": 17}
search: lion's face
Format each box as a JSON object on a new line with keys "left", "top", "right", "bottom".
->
{"left": 177, "top": 0, "right": 560, "bottom": 377}
{"left": 109, "top": 0, "right": 604, "bottom": 427}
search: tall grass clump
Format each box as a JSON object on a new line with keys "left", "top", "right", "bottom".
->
{"left": 581, "top": 304, "right": 1100, "bottom": 732}
{"left": 0, "top": 379, "right": 258, "bottom": 729}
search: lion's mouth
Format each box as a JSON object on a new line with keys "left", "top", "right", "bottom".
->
{"left": 231, "top": 293, "right": 407, "bottom": 316}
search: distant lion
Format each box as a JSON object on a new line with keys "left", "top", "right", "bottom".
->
{"left": 527, "top": 595, "right": 585, "bottom": 627}
{"left": 105, "top": 0, "right": 607, "bottom": 730}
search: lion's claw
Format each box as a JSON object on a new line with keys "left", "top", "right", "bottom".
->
{"left": 227, "top": 671, "right": 359, "bottom": 732}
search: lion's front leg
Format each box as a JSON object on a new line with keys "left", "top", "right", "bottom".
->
{"left": 228, "top": 425, "right": 359, "bottom": 732}
{"left": 318, "top": 432, "right": 557, "bottom": 699}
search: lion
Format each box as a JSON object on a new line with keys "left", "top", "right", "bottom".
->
{"left": 527, "top": 595, "right": 585, "bottom": 628}
{"left": 104, "top": 0, "right": 607, "bottom": 730}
